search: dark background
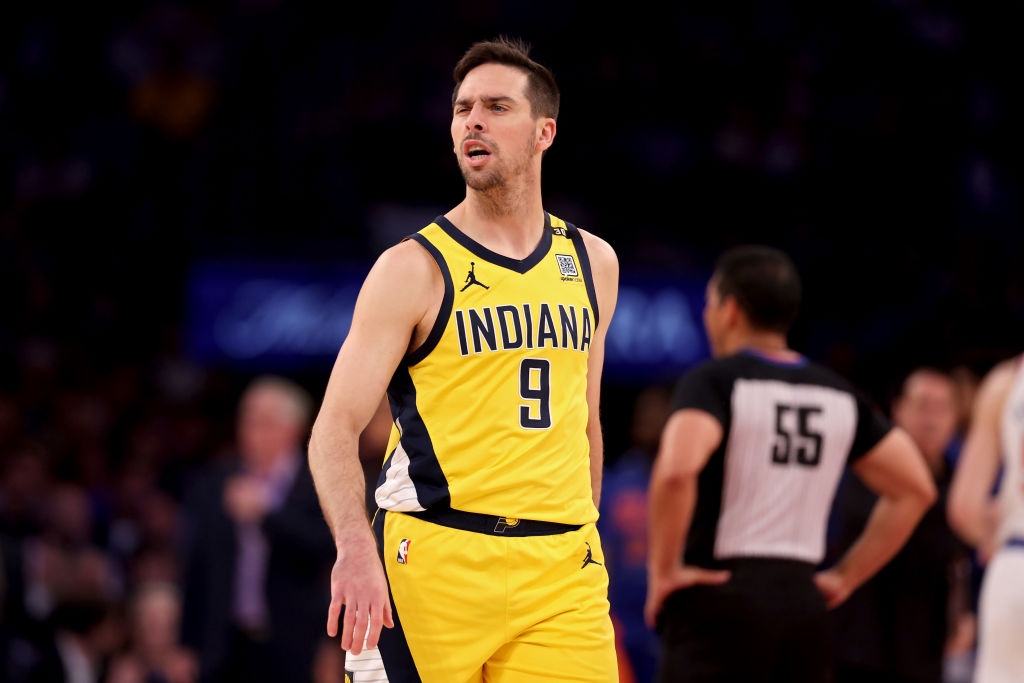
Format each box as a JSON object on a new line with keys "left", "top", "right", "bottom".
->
{"left": 0, "top": 1, "right": 1020, "bottom": 679}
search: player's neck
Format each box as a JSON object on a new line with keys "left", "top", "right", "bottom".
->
{"left": 451, "top": 182, "right": 546, "bottom": 259}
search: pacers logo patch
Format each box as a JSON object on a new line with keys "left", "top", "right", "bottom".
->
{"left": 555, "top": 254, "right": 579, "bottom": 278}
{"left": 397, "top": 538, "right": 411, "bottom": 564}
{"left": 494, "top": 517, "right": 520, "bottom": 534}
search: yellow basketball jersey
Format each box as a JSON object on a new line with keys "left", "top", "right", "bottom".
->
{"left": 374, "top": 212, "right": 599, "bottom": 525}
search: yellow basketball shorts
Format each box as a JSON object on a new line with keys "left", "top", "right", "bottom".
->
{"left": 345, "top": 508, "right": 617, "bottom": 683}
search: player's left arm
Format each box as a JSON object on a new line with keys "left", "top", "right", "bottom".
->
{"left": 580, "top": 230, "right": 618, "bottom": 509}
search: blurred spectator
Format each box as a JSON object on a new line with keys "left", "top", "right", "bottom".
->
{"left": 828, "top": 369, "right": 970, "bottom": 683}
{"left": 105, "top": 582, "right": 196, "bottom": 683}
{"left": 599, "top": 386, "right": 671, "bottom": 683}
{"left": 945, "top": 364, "right": 980, "bottom": 461}
{"left": 180, "top": 376, "right": 334, "bottom": 683}
{"left": 20, "top": 596, "right": 123, "bottom": 683}
{"left": 0, "top": 440, "right": 51, "bottom": 539}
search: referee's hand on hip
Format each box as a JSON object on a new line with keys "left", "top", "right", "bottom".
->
{"left": 645, "top": 564, "right": 732, "bottom": 628}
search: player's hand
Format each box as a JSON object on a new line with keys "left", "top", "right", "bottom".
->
{"left": 326, "top": 541, "right": 394, "bottom": 655}
{"left": 644, "top": 564, "right": 731, "bottom": 628}
{"left": 813, "top": 569, "right": 853, "bottom": 609}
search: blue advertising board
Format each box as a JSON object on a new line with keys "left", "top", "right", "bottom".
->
{"left": 188, "top": 263, "right": 709, "bottom": 380}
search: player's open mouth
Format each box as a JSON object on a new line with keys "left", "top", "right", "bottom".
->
{"left": 463, "top": 140, "right": 493, "bottom": 167}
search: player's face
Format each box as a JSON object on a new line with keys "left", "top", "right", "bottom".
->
{"left": 452, "top": 63, "right": 547, "bottom": 192}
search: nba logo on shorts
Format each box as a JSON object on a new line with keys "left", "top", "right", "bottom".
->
{"left": 555, "top": 254, "right": 578, "bottom": 277}
{"left": 397, "top": 539, "right": 411, "bottom": 564}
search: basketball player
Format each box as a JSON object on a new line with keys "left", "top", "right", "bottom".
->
{"left": 308, "top": 38, "right": 619, "bottom": 682}
{"left": 645, "top": 246, "right": 936, "bottom": 682}
{"left": 948, "top": 356, "right": 1024, "bottom": 682}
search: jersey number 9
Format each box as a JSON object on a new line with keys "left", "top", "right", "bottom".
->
{"left": 519, "top": 358, "right": 552, "bottom": 429}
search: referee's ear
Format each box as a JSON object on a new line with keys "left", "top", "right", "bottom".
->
{"left": 721, "top": 294, "right": 743, "bottom": 329}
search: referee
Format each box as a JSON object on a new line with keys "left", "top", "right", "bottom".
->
{"left": 646, "top": 246, "right": 936, "bottom": 682}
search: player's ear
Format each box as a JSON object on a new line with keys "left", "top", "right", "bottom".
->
{"left": 536, "top": 117, "right": 556, "bottom": 153}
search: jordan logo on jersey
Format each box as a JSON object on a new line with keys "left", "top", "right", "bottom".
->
{"left": 460, "top": 262, "right": 489, "bottom": 292}
{"left": 581, "top": 542, "right": 602, "bottom": 569}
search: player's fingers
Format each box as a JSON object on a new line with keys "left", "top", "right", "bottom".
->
{"left": 340, "top": 600, "right": 356, "bottom": 651}
{"left": 326, "top": 596, "right": 342, "bottom": 637}
{"left": 365, "top": 601, "right": 385, "bottom": 650}
{"left": 349, "top": 602, "right": 370, "bottom": 655}
{"left": 383, "top": 597, "right": 395, "bottom": 629}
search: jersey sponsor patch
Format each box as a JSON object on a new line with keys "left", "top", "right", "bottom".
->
{"left": 555, "top": 254, "right": 579, "bottom": 277}
{"left": 397, "top": 538, "right": 411, "bottom": 564}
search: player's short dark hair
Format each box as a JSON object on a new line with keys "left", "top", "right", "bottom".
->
{"left": 453, "top": 37, "right": 560, "bottom": 120}
{"left": 712, "top": 245, "right": 802, "bottom": 335}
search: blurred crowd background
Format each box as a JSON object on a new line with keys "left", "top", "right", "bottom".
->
{"left": 1, "top": 2, "right": 1020, "bottom": 682}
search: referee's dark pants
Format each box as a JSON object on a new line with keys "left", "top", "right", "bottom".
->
{"left": 656, "top": 558, "right": 833, "bottom": 683}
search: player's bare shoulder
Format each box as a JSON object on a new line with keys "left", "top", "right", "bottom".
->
{"left": 355, "top": 237, "right": 444, "bottom": 334}
{"left": 577, "top": 228, "right": 618, "bottom": 276}
{"left": 376, "top": 237, "right": 439, "bottom": 280}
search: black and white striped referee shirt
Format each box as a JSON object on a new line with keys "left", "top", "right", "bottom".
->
{"left": 672, "top": 349, "right": 891, "bottom": 568}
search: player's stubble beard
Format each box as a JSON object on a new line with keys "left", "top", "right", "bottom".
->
{"left": 459, "top": 133, "right": 538, "bottom": 218}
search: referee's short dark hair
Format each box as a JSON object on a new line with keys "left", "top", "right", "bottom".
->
{"left": 712, "top": 245, "right": 801, "bottom": 335}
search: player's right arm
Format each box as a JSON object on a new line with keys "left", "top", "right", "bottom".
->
{"left": 948, "top": 360, "right": 1016, "bottom": 550}
{"left": 816, "top": 428, "right": 937, "bottom": 607}
{"left": 308, "top": 239, "right": 441, "bottom": 654}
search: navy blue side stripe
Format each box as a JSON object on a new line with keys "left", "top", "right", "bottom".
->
{"left": 373, "top": 510, "right": 422, "bottom": 682}
{"left": 404, "top": 233, "right": 453, "bottom": 366}
{"left": 386, "top": 365, "right": 450, "bottom": 511}
{"left": 565, "top": 222, "right": 599, "bottom": 328}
